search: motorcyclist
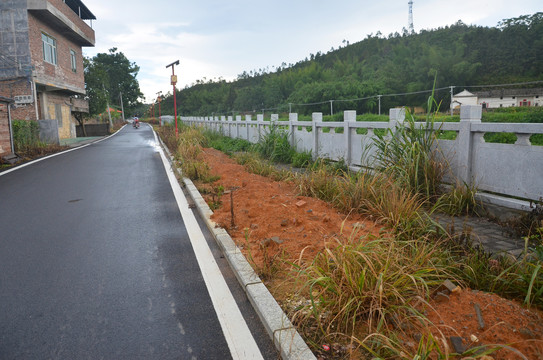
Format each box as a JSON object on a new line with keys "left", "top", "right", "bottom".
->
{"left": 133, "top": 116, "right": 140, "bottom": 128}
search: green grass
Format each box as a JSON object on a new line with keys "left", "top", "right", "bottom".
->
{"left": 254, "top": 122, "right": 295, "bottom": 163}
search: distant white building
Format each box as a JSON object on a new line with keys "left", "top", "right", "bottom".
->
{"left": 451, "top": 88, "right": 543, "bottom": 110}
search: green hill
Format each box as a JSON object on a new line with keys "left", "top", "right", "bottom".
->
{"left": 160, "top": 12, "right": 543, "bottom": 117}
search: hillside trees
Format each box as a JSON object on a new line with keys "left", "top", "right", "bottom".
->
{"left": 165, "top": 13, "right": 542, "bottom": 117}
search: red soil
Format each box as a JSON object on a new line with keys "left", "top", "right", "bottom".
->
{"left": 198, "top": 147, "right": 543, "bottom": 359}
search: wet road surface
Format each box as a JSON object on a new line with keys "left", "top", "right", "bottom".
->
{"left": 0, "top": 125, "right": 277, "bottom": 359}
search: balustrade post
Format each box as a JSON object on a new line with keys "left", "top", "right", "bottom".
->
{"left": 257, "top": 114, "right": 264, "bottom": 142}
{"left": 457, "top": 105, "right": 482, "bottom": 185}
{"left": 344, "top": 110, "right": 356, "bottom": 166}
{"left": 289, "top": 113, "right": 298, "bottom": 149}
{"left": 245, "top": 115, "right": 251, "bottom": 140}
{"left": 312, "top": 112, "right": 322, "bottom": 160}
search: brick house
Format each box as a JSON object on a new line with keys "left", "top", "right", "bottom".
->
{"left": 0, "top": 0, "right": 95, "bottom": 147}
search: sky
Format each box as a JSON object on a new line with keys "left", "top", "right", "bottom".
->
{"left": 81, "top": 0, "right": 542, "bottom": 103}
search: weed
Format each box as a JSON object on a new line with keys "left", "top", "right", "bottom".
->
{"left": 208, "top": 185, "right": 224, "bottom": 210}
{"left": 450, "top": 239, "right": 543, "bottom": 308}
{"left": 255, "top": 122, "right": 294, "bottom": 163}
{"left": 233, "top": 152, "right": 291, "bottom": 181}
{"left": 291, "top": 150, "right": 313, "bottom": 168}
{"left": 290, "top": 234, "right": 456, "bottom": 356}
{"left": 242, "top": 228, "right": 284, "bottom": 280}
{"left": 371, "top": 86, "right": 446, "bottom": 198}
{"left": 435, "top": 180, "right": 481, "bottom": 216}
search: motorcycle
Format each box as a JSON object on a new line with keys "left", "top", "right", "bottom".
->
{"left": 133, "top": 120, "right": 140, "bottom": 129}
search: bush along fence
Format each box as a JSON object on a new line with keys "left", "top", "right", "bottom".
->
{"left": 180, "top": 105, "right": 543, "bottom": 211}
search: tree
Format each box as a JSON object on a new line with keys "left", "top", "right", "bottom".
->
{"left": 84, "top": 48, "right": 143, "bottom": 118}
{"left": 84, "top": 57, "right": 108, "bottom": 117}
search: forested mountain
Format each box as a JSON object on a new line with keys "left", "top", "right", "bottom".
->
{"left": 159, "top": 13, "right": 543, "bottom": 117}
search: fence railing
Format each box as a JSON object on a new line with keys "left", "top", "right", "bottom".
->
{"left": 181, "top": 105, "right": 543, "bottom": 209}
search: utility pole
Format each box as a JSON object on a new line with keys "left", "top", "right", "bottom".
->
{"left": 103, "top": 83, "right": 112, "bottom": 128}
{"left": 166, "top": 60, "right": 180, "bottom": 137}
{"left": 378, "top": 95, "right": 382, "bottom": 115}
{"left": 329, "top": 100, "right": 334, "bottom": 116}
{"left": 450, "top": 86, "right": 455, "bottom": 116}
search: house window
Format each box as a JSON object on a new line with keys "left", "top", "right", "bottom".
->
{"left": 42, "top": 33, "right": 57, "bottom": 65}
{"left": 70, "top": 50, "right": 77, "bottom": 72}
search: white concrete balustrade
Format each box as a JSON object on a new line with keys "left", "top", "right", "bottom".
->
{"left": 181, "top": 105, "right": 543, "bottom": 210}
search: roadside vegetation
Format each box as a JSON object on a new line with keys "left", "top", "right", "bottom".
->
{"left": 156, "top": 100, "right": 543, "bottom": 358}
{"left": 0, "top": 120, "right": 68, "bottom": 169}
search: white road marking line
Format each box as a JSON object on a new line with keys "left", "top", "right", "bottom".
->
{"left": 0, "top": 126, "right": 124, "bottom": 177}
{"left": 157, "top": 137, "right": 264, "bottom": 360}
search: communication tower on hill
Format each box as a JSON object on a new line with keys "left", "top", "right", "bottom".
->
{"left": 408, "top": 0, "right": 414, "bottom": 33}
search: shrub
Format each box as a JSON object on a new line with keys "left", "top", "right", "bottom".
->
{"left": 255, "top": 123, "right": 294, "bottom": 163}
{"left": 12, "top": 120, "right": 40, "bottom": 152}
{"left": 291, "top": 150, "right": 313, "bottom": 168}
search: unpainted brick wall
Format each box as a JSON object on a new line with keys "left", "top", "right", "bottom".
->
{"left": 28, "top": 14, "right": 86, "bottom": 93}
{"left": 0, "top": 79, "right": 36, "bottom": 121}
{"left": 0, "top": 102, "right": 12, "bottom": 156}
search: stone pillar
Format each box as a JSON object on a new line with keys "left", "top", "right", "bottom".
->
{"left": 289, "top": 113, "right": 298, "bottom": 149}
{"left": 457, "top": 105, "right": 482, "bottom": 185}
{"left": 312, "top": 112, "right": 322, "bottom": 160}
{"left": 257, "top": 114, "right": 264, "bottom": 141}
{"left": 226, "top": 116, "right": 231, "bottom": 136}
{"left": 344, "top": 110, "right": 356, "bottom": 166}
{"left": 235, "top": 115, "right": 241, "bottom": 138}
{"left": 245, "top": 115, "right": 251, "bottom": 140}
{"left": 389, "top": 107, "right": 405, "bottom": 129}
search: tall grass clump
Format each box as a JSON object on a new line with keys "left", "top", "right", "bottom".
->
{"left": 371, "top": 91, "right": 445, "bottom": 198}
{"left": 233, "top": 152, "right": 291, "bottom": 181}
{"left": 155, "top": 123, "right": 180, "bottom": 151}
{"left": 203, "top": 129, "right": 253, "bottom": 155}
{"left": 435, "top": 180, "right": 480, "bottom": 216}
{"left": 255, "top": 122, "right": 294, "bottom": 163}
{"left": 174, "top": 125, "right": 214, "bottom": 181}
{"left": 295, "top": 160, "right": 343, "bottom": 204}
{"left": 291, "top": 234, "right": 456, "bottom": 357}
{"left": 452, "top": 241, "right": 543, "bottom": 308}
{"left": 294, "top": 163, "right": 435, "bottom": 236}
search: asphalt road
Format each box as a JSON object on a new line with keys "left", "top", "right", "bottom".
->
{"left": 0, "top": 125, "right": 277, "bottom": 359}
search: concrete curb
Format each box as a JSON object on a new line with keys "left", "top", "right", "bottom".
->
{"left": 158, "top": 136, "right": 316, "bottom": 360}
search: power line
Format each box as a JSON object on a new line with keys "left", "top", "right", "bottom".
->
{"left": 194, "top": 79, "right": 543, "bottom": 116}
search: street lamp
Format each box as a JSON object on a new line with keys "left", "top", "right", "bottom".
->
{"left": 166, "top": 60, "right": 180, "bottom": 137}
